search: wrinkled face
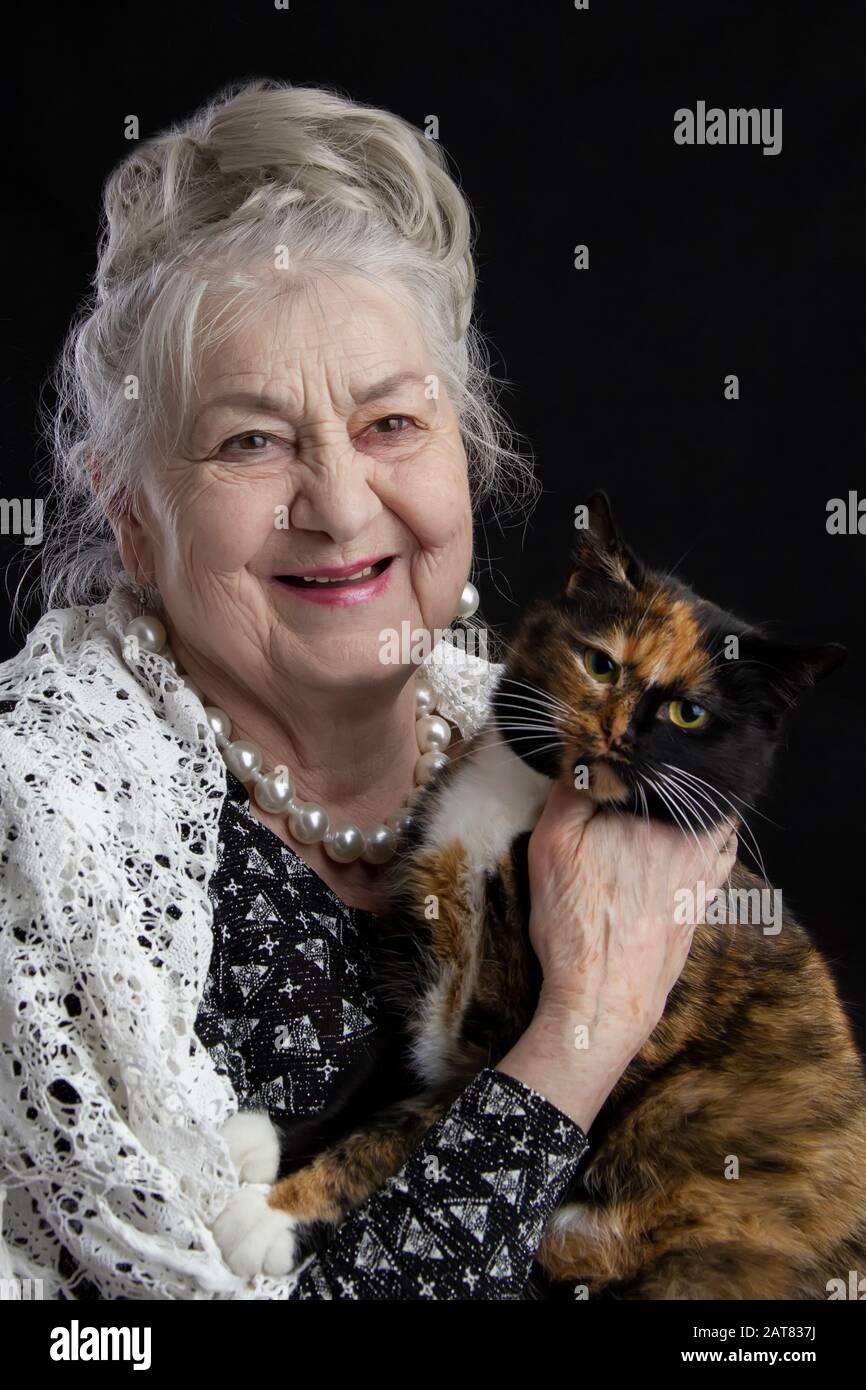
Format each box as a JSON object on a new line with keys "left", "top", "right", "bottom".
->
{"left": 495, "top": 499, "right": 843, "bottom": 832}
{"left": 117, "top": 272, "right": 473, "bottom": 702}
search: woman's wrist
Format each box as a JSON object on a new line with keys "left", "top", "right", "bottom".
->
{"left": 494, "top": 990, "right": 638, "bottom": 1133}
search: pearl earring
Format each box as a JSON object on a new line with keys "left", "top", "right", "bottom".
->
{"left": 457, "top": 581, "right": 479, "bottom": 619}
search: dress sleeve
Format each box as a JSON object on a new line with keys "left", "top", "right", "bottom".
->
{"left": 284, "top": 1066, "right": 590, "bottom": 1300}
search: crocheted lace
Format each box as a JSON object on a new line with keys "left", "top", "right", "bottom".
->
{"left": 0, "top": 576, "right": 500, "bottom": 1299}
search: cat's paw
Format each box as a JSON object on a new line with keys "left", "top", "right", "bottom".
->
{"left": 213, "top": 1185, "right": 300, "bottom": 1279}
{"left": 219, "top": 1109, "right": 281, "bottom": 1184}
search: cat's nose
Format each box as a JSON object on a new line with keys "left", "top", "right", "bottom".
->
{"left": 608, "top": 731, "right": 633, "bottom": 756}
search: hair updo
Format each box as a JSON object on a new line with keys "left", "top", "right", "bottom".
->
{"left": 26, "top": 78, "right": 538, "bottom": 621}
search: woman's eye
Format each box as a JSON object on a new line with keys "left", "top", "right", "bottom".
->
{"left": 583, "top": 647, "right": 619, "bottom": 684}
{"left": 220, "top": 433, "right": 272, "bottom": 453}
{"left": 666, "top": 698, "right": 709, "bottom": 730}
{"left": 368, "top": 414, "right": 413, "bottom": 435}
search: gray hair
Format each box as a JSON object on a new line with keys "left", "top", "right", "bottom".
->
{"left": 16, "top": 78, "right": 539, "bottom": 625}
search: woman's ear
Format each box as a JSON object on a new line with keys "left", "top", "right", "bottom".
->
{"left": 111, "top": 492, "right": 157, "bottom": 589}
{"left": 86, "top": 453, "right": 128, "bottom": 529}
{"left": 85, "top": 454, "right": 103, "bottom": 496}
{"left": 86, "top": 454, "right": 157, "bottom": 586}
{"left": 115, "top": 517, "right": 157, "bottom": 589}
{"left": 565, "top": 491, "right": 643, "bottom": 596}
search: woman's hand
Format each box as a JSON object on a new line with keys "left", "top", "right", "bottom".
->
{"left": 495, "top": 782, "right": 737, "bottom": 1131}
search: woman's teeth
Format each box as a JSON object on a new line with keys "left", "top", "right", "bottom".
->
{"left": 301, "top": 565, "right": 374, "bottom": 585}
{"left": 278, "top": 557, "right": 391, "bottom": 588}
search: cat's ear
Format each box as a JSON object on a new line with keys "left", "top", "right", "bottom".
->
{"left": 565, "top": 492, "right": 642, "bottom": 597}
{"left": 737, "top": 636, "right": 847, "bottom": 711}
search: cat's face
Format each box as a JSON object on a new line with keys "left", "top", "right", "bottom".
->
{"left": 493, "top": 494, "right": 845, "bottom": 831}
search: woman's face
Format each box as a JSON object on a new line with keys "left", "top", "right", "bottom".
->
{"left": 118, "top": 273, "right": 473, "bottom": 702}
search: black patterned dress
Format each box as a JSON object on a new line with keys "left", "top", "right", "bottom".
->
{"left": 194, "top": 767, "right": 590, "bottom": 1299}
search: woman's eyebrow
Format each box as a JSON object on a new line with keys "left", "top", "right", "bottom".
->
{"left": 350, "top": 370, "right": 427, "bottom": 405}
{"left": 194, "top": 371, "right": 428, "bottom": 423}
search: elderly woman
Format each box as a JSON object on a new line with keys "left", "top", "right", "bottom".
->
{"left": 0, "top": 80, "right": 732, "bottom": 1300}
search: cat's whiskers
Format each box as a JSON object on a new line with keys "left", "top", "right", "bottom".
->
{"left": 653, "top": 768, "right": 716, "bottom": 840}
{"left": 438, "top": 723, "right": 565, "bottom": 774}
{"left": 657, "top": 773, "right": 763, "bottom": 897}
{"left": 649, "top": 762, "right": 729, "bottom": 833}
{"left": 636, "top": 769, "right": 695, "bottom": 846}
{"left": 661, "top": 759, "right": 779, "bottom": 828}
{"left": 491, "top": 704, "right": 561, "bottom": 730}
{"left": 493, "top": 696, "right": 587, "bottom": 748}
{"left": 491, "top": 736, "right": 566, "bottom": 764}
{"left": 651, "top": 768, "right": 733, "bottom": 882}
{"left": 660, "top": 762, "right": 766, "bottom": 868}
{"left": 493, "top": 724, "right": 558, "bottom": 738}
{"left": 637, "top": 770, "right": 716, "bottom": 875}
{"left": 493, "top": 717, "right": 565, "bottom": 748}
{"left": 494, "top": 697, "right": 571, "bottom": 725}
{"left": 495, "top": 674, "right": 571, "bottom": 714}
{"left": 496, "top": 711, "right": 585, "bottom": 746}
{"left": 651, "top": 768, "right": 748, "bottom": 898}
{"left": 636, "top": 771, "right": 700, "bottom": 864}
{"left": 494, "top": 694, "right": 570, "bottom": 719}
{"left": 659, "top": 763, "right": 771, "bottom": 890}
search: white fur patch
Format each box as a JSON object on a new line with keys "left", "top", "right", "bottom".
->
{"left": 408, "top": 847, "right": 489, "bottom": 1088}
{"left": 420, "top": 726, "right": 551, "bottom": 873}
{"left": 212, "top": 1184, "right": 299, "bottom": 1279}
{"left": 406, "top": 727, "right": 552, "bottom": 1087}
{"left": 546, "top": 1201, "right": 626, "bottom": 1260}
{"left": 220, "top": 1109, "right": 281, "bottom": 1184}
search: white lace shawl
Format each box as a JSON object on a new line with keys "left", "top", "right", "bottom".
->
{"left": 0, "top": 575, "right": 500, "bottom": 1300}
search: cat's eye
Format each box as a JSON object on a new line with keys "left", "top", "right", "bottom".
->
{"left": 583, "top": 647, "right": 620, "bottom": 684}
{"left": 667, "top": 699, "right": 709, "bottom": 730}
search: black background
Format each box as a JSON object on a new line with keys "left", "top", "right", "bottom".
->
{"left": 2, "top": 2, "right": 864, "bottom": 1045}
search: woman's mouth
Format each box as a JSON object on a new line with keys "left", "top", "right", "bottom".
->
{"left": 272, "top": 555, "right": 395, "bottom": 606}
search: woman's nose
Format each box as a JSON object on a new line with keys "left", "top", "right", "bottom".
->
{"left": 287, "top": 435, "right": 382, "bottom": 540}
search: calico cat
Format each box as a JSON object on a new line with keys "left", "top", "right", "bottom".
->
{"left": 243, "top": 493, "right": 866, "bottom": 1298}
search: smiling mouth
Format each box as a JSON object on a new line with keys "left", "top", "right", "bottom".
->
{"left": 276, "top": 556, "right": 393, "bottom": 589}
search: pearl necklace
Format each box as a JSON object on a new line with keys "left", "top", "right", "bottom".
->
{"left": 123, "top": 582, "right": 478, "bottom": 867}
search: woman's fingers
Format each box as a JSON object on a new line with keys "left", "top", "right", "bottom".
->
{"left": 535, "top": 780, "right": 598, "bottom": 836}
{"left": 699, "top": 818, "right": 739, "bottom": 886}
{"left": 703, "top": 813, "right": 739, "bottom": 856}
{"left": 527, "top": 781, "right": 598, "bottom": 869}
{"left": 720, "top": 827, "right": 739, "bottom": 857}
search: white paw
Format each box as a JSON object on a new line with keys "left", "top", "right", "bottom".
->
{"left": 213, "top": 1185, "right": 300, "bottom": 1279}
{"left": 220, "top": 1110, "right": 281, "bottom": 1184}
